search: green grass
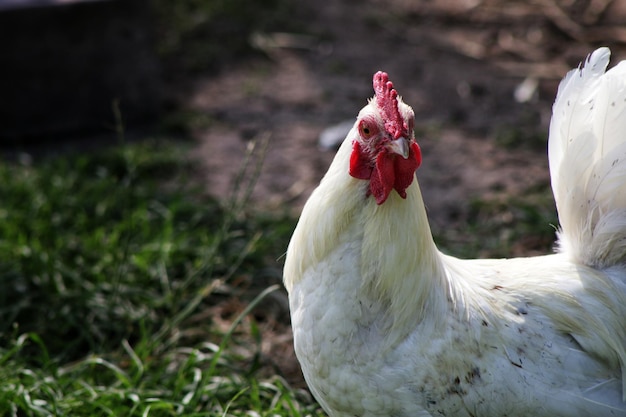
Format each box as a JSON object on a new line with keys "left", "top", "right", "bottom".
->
{"left": 0, "top": 139, "right": 322, "bottom": 416}
{"left": 433, "top": 187, "right": 558, "bottom": 259}
{"left": 0, "top": 130, "right": 558, "bottom": 416}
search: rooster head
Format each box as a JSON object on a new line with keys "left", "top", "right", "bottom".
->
{"left": 349, "top": 71, "right": 422, "bottom": 205}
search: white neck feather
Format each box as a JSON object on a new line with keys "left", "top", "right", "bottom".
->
{"left": 284, "top": 138, "right": 450, "bottom": 337}
{"left": 359, "top": 181, "right": 450, "bottom": 335}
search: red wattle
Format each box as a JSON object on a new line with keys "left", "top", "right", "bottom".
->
{"left": 393, "top": 142, "right": 421, "bottom": 198}
{"left": 349, "top": 140, "right": 422, "bottom": 205}
{"left": 371, "top": 152, "right": 395, "bottom": 204}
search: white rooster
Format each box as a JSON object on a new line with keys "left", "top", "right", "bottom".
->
{"left": 284, "top": 48, "right": 626, "bottom": 416}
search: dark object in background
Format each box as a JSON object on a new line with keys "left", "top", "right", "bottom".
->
{"left": 0, "top": 0, "right": 161, "bottom": 143}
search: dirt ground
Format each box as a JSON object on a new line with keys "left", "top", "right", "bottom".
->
{"left": 185, "top": 0, "right": 626, "bottom": 387}
{"left": 190, "top": 0, "right": 626, "bottom": 226}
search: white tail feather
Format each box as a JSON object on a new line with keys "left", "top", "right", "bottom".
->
{"left": 549, "top": 47, "right": 626, "bottom": 268}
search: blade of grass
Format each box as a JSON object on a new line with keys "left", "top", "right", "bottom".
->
{"left": 206, "top": 284, "right": 280, "bottom": 378}
{"left": 221, "top": 386, "right": 249, "bottom": 417}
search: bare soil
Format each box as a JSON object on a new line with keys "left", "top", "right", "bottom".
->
{"left": 190, "top": 0, "right": 626, "bottom": 224}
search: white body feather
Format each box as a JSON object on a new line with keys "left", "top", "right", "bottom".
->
{"left": 284, "top": 48, "right": 626, "bottom": 416}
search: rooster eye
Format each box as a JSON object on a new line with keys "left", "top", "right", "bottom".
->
{"left": 359, "top": 121, "right": 375, "bottom": 138}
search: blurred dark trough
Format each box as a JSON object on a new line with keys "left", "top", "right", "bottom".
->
{"left": 0, "top": 0, "right": 161, "bottom": 144}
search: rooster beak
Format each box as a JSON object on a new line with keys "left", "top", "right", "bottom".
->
{"left": 386, "top": 137, "right": 410, "bottom": 159}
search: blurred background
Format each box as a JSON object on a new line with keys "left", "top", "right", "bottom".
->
{"left": 1, "top": 0, "right": 625, "bottom": 414}
{"left": 2, "top": 0, "right": 626, "bottom": 226}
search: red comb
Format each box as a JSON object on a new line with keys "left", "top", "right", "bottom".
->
{"left": 373, "top": 71, "right": 406, "bottom": 139}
